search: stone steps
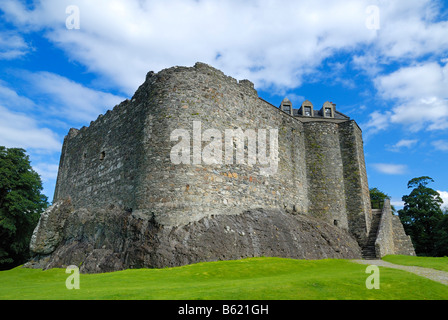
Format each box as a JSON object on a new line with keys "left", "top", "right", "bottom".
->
{"left": 362, "top": 211, "right": 382, "bottom": 259}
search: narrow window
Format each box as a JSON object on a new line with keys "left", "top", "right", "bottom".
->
{"left": 325, "top": 107, "right": 332, "bottom": 117}
{"left": 283, "top": 104, "right": 291, "bottom": 113}
{"left": 99, "top": 151, "right": 105, "bottom": 160}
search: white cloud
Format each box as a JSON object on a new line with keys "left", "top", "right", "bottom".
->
{"left": 0, "top": 81, "right": 36, "bottom": 110}
{"left": 432, "top": 140, "right": 448, "bottom": 151}
{"left": 437, "top": 190, "right": 448, "bottom": 209}
{"left": 361, "top": 110, "right": 391, "bottom": 138}
{"left": 374, "top": 3, "right": 448, "bottom": 60}
{"left": 394, "top": 139, "right": 418, "bottom": 148}
{"left": 352, "top": 53, "right": 383, "bottom": 77}
{"left": 0, "top": 0, "right": 446, "bottom": 95}
{"left": 33, "top": 163, "right": 59, "bottom": 183}
{"left": 0, "top": 105, "right": 61, "bottom": 153}
{"left": 0, "top": 0, "right": 387, "bottom": 94}
{"left": 0, "top": 0, "right": 446, "bottom": 98}
{"left": 368, "top": 61, "right": 448, "bottom": 133}
{"left": 376, "top": 62, "right": 448, "bottom": 100}
{"left": 391, "top": 199, "right": 404, "bottom": 209}
{"left": 23, "top": 71, "right": 126, "bottom": 124}
{"left": 387, "top": 139, "right": 418, "bottom": 152}
{"left": 0, "top": 31, "right": 30, "bottom": 59}
{"left": 371, "top": 163, "right": 407, "bottom": 175}
{"left": 0, "top": 73, "right": 125, "bottom": 128}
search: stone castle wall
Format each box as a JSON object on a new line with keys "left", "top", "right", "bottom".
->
{"left": 53, "top": 62, "right": 371, "bottom": 242}
{"left": 304, "top": 121, "right": 348, "bottom": 229}
{"left": 338, "top": 121, "right": 372, "bottom": 245}
{"left": 132, "top": 63, "right": 311, "bottom": 227}
{"left": 375, "top": 199, "right": 416, "bottom": 257}
{"left": 53, "top": 98, "right": 147, "bottom": 211}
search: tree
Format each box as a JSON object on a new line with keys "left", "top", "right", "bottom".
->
{"left": 0, "top": 147, "right": 48, "bottom": 270}
{"left": 434, "top": 211, "right": 448, "bottom": 257}
{"left": 398, "top": 176, "right": 443, "bottom": 256}
{"left": 369, "top": 187, "right": 395, "bottom": 212}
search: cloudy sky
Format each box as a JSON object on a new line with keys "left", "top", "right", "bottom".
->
{"left": 1, "top": 0, "right": 448, "bottom": 209}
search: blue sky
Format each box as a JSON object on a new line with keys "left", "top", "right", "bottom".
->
{"left": 1, "top": 0, "right": 448, "bottom": 209}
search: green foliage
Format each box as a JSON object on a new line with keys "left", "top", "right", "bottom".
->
{"left": 369, "top": 187, "right": 395, "bottom": 212}
{"left": 1, "top": 257, "right": 448, "bottom": 300}
{"left": 0, "top": 147, "right": 48, "bottom": 269}
{"left": 406, "top": 176, "right": 434, "bottom": 189}
{"left": 398, "top": 176, "right": 444, "bottom": 256}
{"left": 434, "top": 213, "right": 448, "bottom": 256}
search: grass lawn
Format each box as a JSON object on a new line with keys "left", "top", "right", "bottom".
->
{"left": 0, "top": 257, "right": 447, "bottom": 300}
{"left": 383, "top": 255, "right": 448, "bottom": 272}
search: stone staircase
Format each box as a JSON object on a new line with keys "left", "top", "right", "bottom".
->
{"left": 362, "top": 209, "right": 382, "bottom": 259}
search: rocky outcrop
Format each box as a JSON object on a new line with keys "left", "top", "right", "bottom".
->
{"left": 25, "top": 199, "right": 362, "bottom": 273}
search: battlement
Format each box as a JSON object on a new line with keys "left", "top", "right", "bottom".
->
{"left": 53, "top": 62, "right": 372, "bottom": 246}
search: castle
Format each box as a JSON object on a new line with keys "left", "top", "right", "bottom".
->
{"left": 27, "top": 62, "right": 414, "bottom": 273}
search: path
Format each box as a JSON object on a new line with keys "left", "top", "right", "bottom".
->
{"left": 351, "top": 259, "right": 448, "bottom": 286}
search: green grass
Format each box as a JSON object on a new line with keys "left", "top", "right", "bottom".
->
{"left": 383, "top": 255, "right": 448, "bottom": 272}
{"left": 0, "top": 257, "right": 447, "bottom": 300}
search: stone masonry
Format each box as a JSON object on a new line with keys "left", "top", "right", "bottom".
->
{"left": 26, "top": 62, "right": 414, "bottom": 272}
{"left": 374, "top": 199, "right": 416, "bottom": 257}
{"left": 53, "top": 62, "right": 371, "bottom": 237}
